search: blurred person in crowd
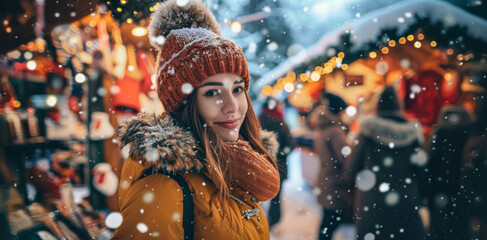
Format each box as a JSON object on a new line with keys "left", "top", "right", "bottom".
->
{"left": 422, "top": 104, "right": 471, "bottom": 239}
{"left": 311, "top": 93, "right": 353, "bottom": 240}
{"left": 259, "top": 97, "right": 294, "bottom": 228}
{"left": 460, "top": 98, "right": 487, "bottom": 240}
{"left": 347, "top": 86, "right": 425, "bottom": 239}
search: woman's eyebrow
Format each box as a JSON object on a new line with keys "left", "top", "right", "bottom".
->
{"left": 198, "top": 82, "right": 223, "bottom": 88}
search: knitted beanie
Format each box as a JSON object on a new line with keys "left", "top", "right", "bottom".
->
{"left": 148, "top": 0, "right": 250, "bottom": 113}
{"left": 377, "top": 86, "right": 400, "bottom": 115}
{"left": 322, "top": 93, "right": 348, "bottom": 115}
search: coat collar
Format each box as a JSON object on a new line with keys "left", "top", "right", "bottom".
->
{"left": 359, "top": 115, "right": 424, "bottom": 147}
{"left": 115, "top": 113, "right": 278, "bottom": 173}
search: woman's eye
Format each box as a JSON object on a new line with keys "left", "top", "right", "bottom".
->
{"left": 233, "top": 86, "right": 244, "bottom": 94}
{"left": 205, "top": 90, "right": 219, "bottom": 97}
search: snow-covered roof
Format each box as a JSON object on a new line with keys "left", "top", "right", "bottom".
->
{"left": 252, "top": 0, "right": 487, "bottom": 95}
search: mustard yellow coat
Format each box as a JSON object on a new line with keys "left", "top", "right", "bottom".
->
{"left": 112, "top": 113, "right": 278, "bottom": 239}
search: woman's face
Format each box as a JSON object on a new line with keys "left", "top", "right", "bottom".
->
{"left": 196, "top": 73, "right": 248, "bottom": 142}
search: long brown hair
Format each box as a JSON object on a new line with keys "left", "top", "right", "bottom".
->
{"left": 171, "top": 90, "right": 273, "bottom": 202}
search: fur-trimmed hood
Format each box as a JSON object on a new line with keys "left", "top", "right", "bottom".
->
{"left": 436, "top": 105, "right": 471, "bottom": 128}
{"left": 359, "top": 115, "right": 424, "bottom": 147}
{"left": 115, "top": 113, "right": 278, "bottom": 173}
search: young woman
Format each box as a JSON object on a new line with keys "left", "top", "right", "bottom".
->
{"left": 111, "top": 0, "right": 280, "bottom": 239}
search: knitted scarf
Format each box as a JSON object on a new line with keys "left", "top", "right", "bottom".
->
{"left": 226, "top": 140, "right": 280, "bottom": 202}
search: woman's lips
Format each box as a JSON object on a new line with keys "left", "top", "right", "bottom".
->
{"left": 215, "top": 119, "right": 239, "bottom": 129}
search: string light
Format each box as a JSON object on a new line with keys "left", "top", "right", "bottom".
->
{"left": 26, "top": 60, "right": 37, "bottom": 70}
{"left": 284, "top": 83, "right": 295, "bottom": 92}
{"left": 261, "top": 85, "right": 272, "bottom": 96}
{"left": 407, "top": 34, "right": 414, "bottom": 41}
{"left": 369, "top": 52, "right": 377, "bottom": 59}
{"left": 310, "top": 71, "right": 320, "bottom": 81}
{"left": 381, "top": 47, "right": 389, "bottom": 54}
{"left": 132, "top": 27, "right": 148, "bottom": 36}
{"left": 388, "top": 40, "right": 396, "bottom": 47}
{"left": 230, "top": 21, "right": 242, "bottom": 33}
{"left": 12, "top": 100, "right": 21, "bottom": 108}
{"left": 418, "top": 33, "right": 424, "bottom": 40}
{"left": 430, "top": 41, "right": 437, "bottom": 47}
{"left": 341, "top": 64, "right": 349, "bottom": 70}
{"left": 399, "top": 37, "right": 406, "bottom": 44}
{"left": 414, "top": 41, "right": 422, "bottom": 48}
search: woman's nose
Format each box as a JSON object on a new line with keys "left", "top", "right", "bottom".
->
{"left": 221, "top": 93, "right": 238, "bottom": 114}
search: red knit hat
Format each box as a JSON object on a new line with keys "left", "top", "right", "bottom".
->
{"left": 148, "top": 0, "right": 250, "bottom": 113}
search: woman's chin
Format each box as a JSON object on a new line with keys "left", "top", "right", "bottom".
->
{"left": 216, "top": 128, "right": 239, "bottom": 142}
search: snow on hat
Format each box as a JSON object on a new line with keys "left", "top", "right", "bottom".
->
{"left": 148, "top": 0, "right": 249, "bottom": 113}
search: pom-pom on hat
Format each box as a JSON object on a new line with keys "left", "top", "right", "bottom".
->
{"left": 148, "top": 0, "right": 250, "bottom": 113}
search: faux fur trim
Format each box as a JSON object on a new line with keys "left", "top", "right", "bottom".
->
{"left": 359, "top": 116, "right": 424, "bottom": 147}
{"left": 261, "top": 130, "right": 279, "bottom": 160}
{"left": 116, "top": 113, "right": 204, "bottom": 173}
{"left": 436, "top": 105, "right": 471, "bottom": 128}
{"left": 116, "top": 113, "right": 279, "bottom": 173}
{"left": 148, "top": 0, "right": 220, "bottom": 49}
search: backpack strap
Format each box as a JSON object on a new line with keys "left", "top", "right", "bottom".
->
{"left": 138, "top": 167, "right": 194, "bottom": 240}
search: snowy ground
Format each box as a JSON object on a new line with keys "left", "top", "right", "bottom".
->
{"left": 261, "top": 150, "right": 356, "bottom": 240}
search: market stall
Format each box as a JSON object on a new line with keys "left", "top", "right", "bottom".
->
{"left": 255, "top": 0, "right": 487, "bottom": 135}
{"left": 0, "top": 0, "right": 163, "bottom": 238}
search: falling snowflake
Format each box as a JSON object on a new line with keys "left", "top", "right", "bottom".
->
{"left": 181, "top": 83, "right": 193, "bottom": 95}
{"left": 379, "top": 182, "right": 390, "bottom": 193}
{"left": 385, "top": 191, "right": 400, "bottom": 206}
{"left": 176, "top": 0, "right": 189, "bottom": 7}
{"left": 168, "top": 66, "right": 175, "bottom": 75}
{"left": 400, "top": 59, "right": 411, "bottom": 68}
{"left": 172, "top": 212, "right": 182, "bottom": 221}
{"left": 383, "top": 156, "right": 393, "bottom": 167}
{"left": 105, "top": 212, "right": 123, "bottom": 229}
{"left": 356, "top": 170, "right": 376, "bottom": 192}
{"left": 143, "top": 192, "right": 155, "bottom": 203}
{"left": 410, "top": 149, "right": 428, "bottom": 166}
{"left": 434, "top": 193, "right": 449, "bottom": 208}
{"left": 120, "top": 181, "right": 130, "bottom": 189}
{"left": 341, "top": 146, "right": 352, "bottom": 156}
{"left": 312, "top": 187, "right": 321, "bottom": 196}
{"left": 137, "top": 223, "right": 148, "bottom": 233}
{"left": 110, "top": 85, "right": 121, "bottom": 95}
{"left": 364, "top": 233, "right": 375, "bottom": 240}
{"left": 97, "top": 87, "right": 107, "bottom": 97}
